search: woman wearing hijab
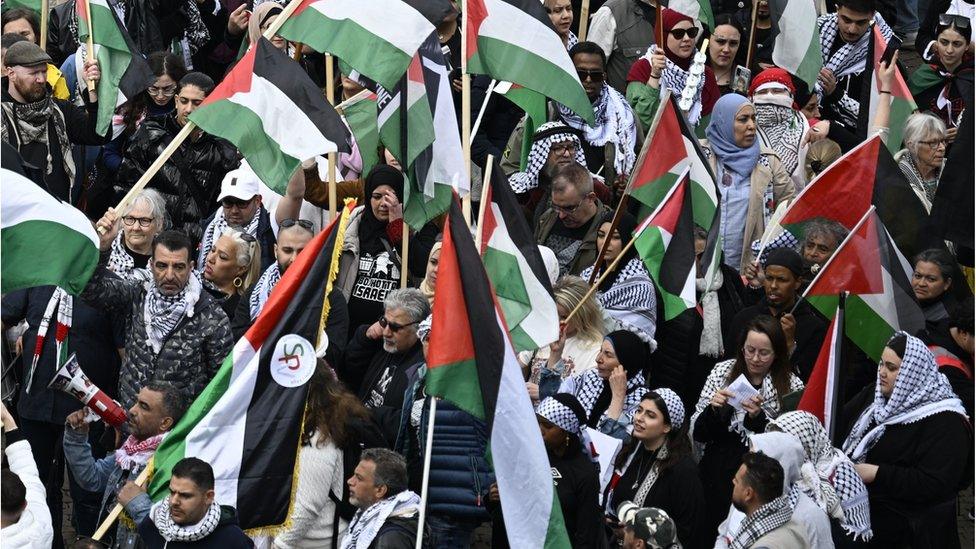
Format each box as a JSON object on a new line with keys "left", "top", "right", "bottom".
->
{"left": 418, "top": 240, "right": 442, "bottom": 307}
{"left": 605, "top": 389, "right": 705, "bottom": 548}
{"left": 703, "top": 93, "right": 795, "bottom": 273}
{"left": 768, "top": 411, "right": 873, "bottom": 542}
{"left": 579, "top": 211, "right": 657, "bottom": 345}
{"left": 748, "top": 68, "right": 810, "bottom": 190}
{"left": 691, "top": 314, "right": 804, "bottom": 535}
{"left": 841, "top": 332, "right": 971, "bottom": 548}
{"left": 559, "top": 330, "right": 650, "bottom": 440}
{"left": 247, "top": 3, "right": 288, "bottom": 53}
{"left": 625, "top": 9, "right": 721, "bottom": 131}
{"left": 335, "top": 165, "right": 438, "bottom": 335}
{"left": 909, "top": 14, "right": 973, "bottom": 138}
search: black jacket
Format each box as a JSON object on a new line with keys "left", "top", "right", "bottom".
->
{"left": 726, "top": 297, "right": 828, "bottom": 382}
{"left": 367, "top": 514, "right": 418, "bottom": 549}
{"left": 841, "top": 386, "right": 973, "bottom": 548}
{"left": 116, "top": 114, "right": 239, "bottom": 246}
{"left": 470, "top": 75, "right": 523, "bottom": 171}
{"left": 139, "top": 505, "right": 253, "bottom": 548}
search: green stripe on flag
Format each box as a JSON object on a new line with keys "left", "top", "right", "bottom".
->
{"left": 403, "top": 178, "right": 452, "bottom": 230}
{"left": 1, "top": 220, "right": 99, "bottom": 295}
{"left": 343, "top": 98, "right": 380, "bottom": 177}
{"left": 808, "top": 294, "right": 894, "bottom": 362}
{"left": 425, "top": 358, "right": 485, "bottom": 421}
{"left": 2, "top": 0, "right": 42, "bottom": 13}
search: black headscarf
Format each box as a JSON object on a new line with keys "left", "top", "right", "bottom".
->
{"left": 586, "top": 329, "right": 651, "bottom": 427}
{"left": 596, "top": 211, "right": 640, "bottom": 292}
{"left": 358, "top": 164, "right": 405, "bottom": 256}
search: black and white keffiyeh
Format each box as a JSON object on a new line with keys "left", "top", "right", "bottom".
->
{"left": 197, "top": 209, "right": 261, "bottom": 270}
{"left": 150, "top": 498, "right": 221, "bottom": 543}
{"left": 556, "top": 84, "right": 637, "bottom": 177}
{"left": 769, "top": 411, "right": 873, "bottom": 540}
{"left": 647, "top": 44, "right": 706, "bottom": 125}
{"left": 727, "top": 493, "right": 795, "bottom": 549}
{"left": 691, "top": 359, "right": 804, "bottom": 443}
{"left": 570, "top": 367, "right": 648, "bottom": 426}
{"left": 842, "top": 332, "right": 967, "bottom": 463}
{"left": 340, "top": 491, "right": 421, "bottom": 549}
{"left": 566, "top": 30, "right": 579, "bottom": 50}
{"left": 749, "top": 231, "right": 801, "bottom": 267}
{"left": 249, "top": 262, "right": 281, "bottom": 320}
{"left": 655, "top": 388, "right": 686, "bottom": 427}
{"left": 107, "top": 232, "right": 153, "bottom": 282}
{"left": 508, "top": 122, "right": 588, "bottom": 194}
{"left": 537, "top": 395, "right": 584, "bottom": 437}
{"left": 1, "top": 95, "right": 75, "bottom": 185}
{"left": 581, "top": 257, "right": 658, "bottom": 349}
{"left": 607, "top": 441, "right": 672, "bottom": 510}
{"left": 817, "top": 14, "right": 894, "bottom": 125}
{"left": 143, "top": 270, "right": 203, "bottom": 353}
{"left": 697, "top": 268, "right": 725, "bottom": 357}
{"left": 754, "top": 101, "right": 806, "bottom": 179}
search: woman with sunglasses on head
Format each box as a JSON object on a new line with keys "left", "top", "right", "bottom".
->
{"left": 201, "top": 227, "right": 263, "bottom": 319}
{"left": 625, "top": 9, "right": 721, "bottom": 132}
{"left": 707, "top": 14, "right": 746, "bottom": 95}
{"left": 690, "top": 314, "right": 804, "bottom": 535}
{"left": 910, "top": 14, "right": 973, "bottom": 142}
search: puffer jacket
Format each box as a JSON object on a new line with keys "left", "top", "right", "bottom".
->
{"left": 81, "top": 259, "right": 233, "bottom": 409}
{"left": 116, "top": 114, "right": 239, "bottom": 246}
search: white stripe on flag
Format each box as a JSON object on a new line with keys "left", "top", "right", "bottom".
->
{"left": 421, "top": 55, "right": 469, "bottom": 197}
{"left": 226, "top": 75, "right": 340, "bottom": 162}
{"left": 0, "top": 172, "right": 99, "bottom": 246}
{"left": 773, "top": 0, "right": 819, "bottom": 73}
{"left": 823, "top": 311, "right": 840, "bottom": 432}
{"left": 309, "top": 0, "right": 432, "bottom": 55}
{"left": 480, "top": 0, "right": 580, "bottom": 81}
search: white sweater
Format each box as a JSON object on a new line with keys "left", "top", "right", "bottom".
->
{"left": 1, "top": 438, "right": 54, "bottom": 549}
{"left": 272, "top": 433, "right": 346, "bottom": 549}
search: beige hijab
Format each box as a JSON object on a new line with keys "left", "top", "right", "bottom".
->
{"left": 247, "top": 3, "right": 284, "bottom": 46}
{"left": 419, "top": 241, "right": 443, "bottom": 305}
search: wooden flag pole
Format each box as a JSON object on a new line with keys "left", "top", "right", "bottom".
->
{"left": 579, "top": 0, "right": 592, "bottom": 42}
{"left": 92, "top": 462, "right": 152, "bottom": 540}
{"left": 745, "top": 0, "right": 760, "bottom": 70}
{"left": 335, "top": 88, "right": 372, "bottom": 114}
{"left": 474, "top": 155, "right": 494, "bottom": 251}
{"left": 83, "top": 0, "right": 96, "bottom": 94}
{"left": 565, "top": 233, "right": 641, "bottom": 324}
{"left": 656, "top": 0, "right": 664, "bottom": 50}
{"left": 400, "top": 227, "right": 410, "bottom": 288}
{"left": 39, "top": 0, "right": 49, "bottom": 51}
{"left": 292, "top": 42, "right": 303, "bottom": 62}
{"left": 325, "top": 53, "right": 338, "bottom": 222}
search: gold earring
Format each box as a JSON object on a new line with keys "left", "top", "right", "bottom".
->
{"left": 233, "top": 276, "right": 243, "bottom": 288}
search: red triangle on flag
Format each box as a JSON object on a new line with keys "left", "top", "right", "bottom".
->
{"left": 647, "top": 176, "right": 689, "bottom": 236}
{"left": 807, "top": 210, "right": 885, "bottom": 297}
{"left": 428, "top": 208, "right": 476, "bottom": 370}
{"left": 797, "top": 311, "right": 839, "bottom": 423}
{"left": 466, "top": 0, "right": 489, "bottom": 62}
{"left": 630, "top": 100, "right": 687, "bottom": 193}
{"left": 203, "top": 42, "right": 257, "bottom": 105}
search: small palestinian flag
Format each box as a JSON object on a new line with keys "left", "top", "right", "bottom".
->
{"left": 767, "top": 0, "right": 823, "bottom": 90}
{"left": 480, "top": 158, "right": 559, "bottom": 352}
{"left": 75, "top": 0, "right": 154, "bottom": 137}
{"left": 276, "top": 0, "right": 452, "bottom": 90}
{"left": 494, "top": 81, "right": 548, "bottom": 170}
{"left": 634, "top": 168, "right": 698, "bottom": 321}
{"left": 798, "top": 298, "right": 845, "bottom": 440}
{"left": 670, "top": 0, "right": 714, "bottom": 31}
{"left": 1, "top": 169, "right": 99, "bottom": 295}
{"left": 189, "top": 38, "right": 349, "bottom": 194}
{"left": 148, "top": 201, "right": 356, "bottom": 531}
{"left": 803, "top": 207, "right": 924, "bottom": 361}
{"left": 426, "top": 196, "right": 571, "bottom": 548}
{"left": 466, "top": 0, "right": 594, "bottom": 124}
{"left": 340, "top": 89, "right": 381, "bottom": 177}
{"left": 859, "top": 25, "right": 917, "bottom": 154}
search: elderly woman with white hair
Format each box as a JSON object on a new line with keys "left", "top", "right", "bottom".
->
{"left": 895, "top": 112, "right": 948, "bottom": 211}
{"left": 104, "top": 189, "right": 167, "bottom": 281}
{"left": 201, "top": 227, "right": 262, "bottom": 319}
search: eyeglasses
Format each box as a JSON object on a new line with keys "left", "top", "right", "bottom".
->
{"left": 551, "top": 197, "right": 586, "bottom": 215}
{"left": 281, "top": 218, "right": 314, "bottom": 231}
{"left": 550, "top": 142, "right": 577, "bottom": 155}
{"left": 147, "top": 85, "right": 177, "bottom": 97}
{"left": 669, "top": 27, "right": 700, "bottom": 40}
{"left": 378, "top": 316, "right": 420, "bottom": 332}
{"left": 742, "top": 345, "right": 774, "bottom": 361}
{"left": 576, "top": 69, "right": 605, "bottom": 82}
{"left": 122, "top": 215, "right": 155, "bottom": 228}
{"left": 221, "top": 196, "right": 255, "bottom": 210}
{"left": 919, "top": 138, "right": 947, "bottom": 149}
{"left": 939, "top": 13, "right": 970, "bottom": 29}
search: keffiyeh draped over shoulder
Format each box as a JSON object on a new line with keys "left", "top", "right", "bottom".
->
{"left": 508, "top": 121, "right": 588, "bottom": 194}
{"left": 842, "top": 332, "right": 967, "bottom": 463}
{"left": 580, "top": 256, "right": 658, "bottom": 348}
{"left": 816, "top": 13, "right": 893, "bottom": 124}
{"left": 769, "top": 411, "right": 873, "bottom": 541}
{"left": 556, "top": 84, "right": 637, "bottom": 177}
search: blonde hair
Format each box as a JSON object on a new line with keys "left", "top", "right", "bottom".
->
{"left": 553, "top": 275, "right": 604, "bottom": 343}
{"left": 220, "top": 228, "right": 263, "bottom": 294}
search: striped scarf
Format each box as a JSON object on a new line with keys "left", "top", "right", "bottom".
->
{"left": 143, "top": 271, "right": 203, "bottom": 353}
{"left": 27, "top": 288, "right": 72, "bottom": 393}
{"left": 727, "top": 494, "right": 795, "bottom": 549}
{"left": 197, "top": 208, "right": 261, "bottom": 270}
{"left": 249, "top": 262, "right": 281, "bottom": 320}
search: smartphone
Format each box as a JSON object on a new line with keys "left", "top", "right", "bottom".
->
{"left": 732, "top": 65, "right": 751, "bottom": 94}
{"left": 881, "top": 36, "right": 902, "bottom": 66}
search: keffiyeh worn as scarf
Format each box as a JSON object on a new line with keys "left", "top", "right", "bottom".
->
{"left": 580, "top": 257, "right": 658, "bottom": 348}
{"left": 842, "top": 332, "right": 967, "bottom": 463}
{"left": 144, "top": 270, "right": 203, "bottom": 354}
{"left": 697, "top": 269, "right": 724, "bottom": 357}
{"left": 606, "top": 442, "right": 671, "bottom": 510}
{"left": 249, "top": 262, "right": 281, "bottom": 320}
{"left": 769, "top": 411, "right": 873, "bottom": 540}
{"left": 508, "top": 122, "right": 588, "bottom": 194}
{"left": 107, "top": 232, "right": 153, "bottom": 282}
{"left": 150, "top": 498, "right": 222, "bottom": 543}
{"left": 896, "top": 150, "right": 939, "bottom": 209}
{"left": 1, "top": 96, "right": 75, "bottom": 185}
{"left": 754, "top": 100, "right": 806, "bottom": 179}
{"left": 816, "top": 13, "right": 893, "bottom": 124}
{"left": 727, "top": 493, "right": 795, "bottom": 549}
{"left": 340, "top": 490, "right": 421, "bottom": 549}
{"left": 114, "top": 433, "right": 165, "bottom": 471}
{"left": 654, "top": 44, "right": 707, "bottom": 125}
{"left": 566, "top": 30, "right": 579, "bottom": 50}
{"left": 198, "top": 208, "right": 261, "bottom": 269}
{"left": 556, "top": 84, "right": 637, "bottom": 177}
{"left": 570, "top": 366, "right": 648, "bottom": 429}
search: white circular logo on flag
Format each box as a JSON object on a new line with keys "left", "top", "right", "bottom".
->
{"left": 270, "top": 334, "right": 315, "bottom": 388}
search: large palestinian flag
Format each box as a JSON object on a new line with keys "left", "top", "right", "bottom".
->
{"left": 466, "top": 0, "right": 593, "bottom": 124}
{"left": 633, "top": 169, "right": 698, "bottom": 321}
{"left": 858, "top": 25, "right": 917, "bottom": 154}
{"left": 277, "top": 0, "right": 452, "bottom": 90}
{"left": 480, "top": 159, "right": 559, "bottom": 352}
{"left": 426, "top": 197, "right": 570, "bottom": 548}
{"left": 75, "top": 0, "right": 154, "bottom": 137}
{"left": 148, "top": 201, "right": 356, "bottom": 531}
{"left": 767, "top": 0, "right": 822, "bottom": 89}
{"left": 798, "top": 299, "right": 845, "bottom": 440}
{"left": 803, "top": 208, "right": 924, "bottom": 362}
{"left": 1, "top": 169, "right": 99, "bottom": 295}
{"left": 189, "top": 38, "right": 348, "bottom": 194}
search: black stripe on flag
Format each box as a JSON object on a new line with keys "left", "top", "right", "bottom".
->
{"left": 403, "top": 0, "right": 458, "bottom": 25}
{"left": 252, "top": 38, "right": 350, "bottom": 153}
{"left": 234, "top": 216, "right": 343, "bottom": 528}
{"left": 108, "top": 7, "right": 154, "bottom": 100}
{"left": 497, "top": 0, "right": 560, "bottom": 30}
{"left": 658, "top": 179, "right": 697, "bottom": 296}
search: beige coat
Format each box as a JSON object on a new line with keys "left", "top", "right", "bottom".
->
{"left": 701, "top": 142, "right": 796, "bottom": 273}
{"left": 749, "top": 518, "right": 811, "bottom": 548}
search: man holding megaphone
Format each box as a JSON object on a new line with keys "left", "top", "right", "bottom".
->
{"left": 63, "top": 382, "right": 188, "bottom": 548}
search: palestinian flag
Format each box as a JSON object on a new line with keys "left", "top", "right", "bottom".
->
{"left": 340, "top": 89, "right": 381, "bottom": 177}
{"left": 276, "top": 0, "right": 452, "bottom": 90}
{"left": 767, "top": 0, "right": 822, "bottom": 90}
{"left": 148, "top": 201, "right": 356, "bottom": 531}
{"left": 480, "top": 159, "right": 560, "bottom": 352}
{"left": 858, "top": 25, "right": 917, "bottom": 154}
{"left": 669, "top": 0, "right": 714, "bottom": 31}
{"left": 798, "top": 299, "right": 844, "bottom": 439}
{"left": 777, "top": 134, "right": 930, "bottom": 261}
{"left": 803, "top": 207, "right": 924, "bottom": 362}
{"left": 189, "top": 38, "right": 349, "bottom": 194}
{"left": 633, "top": 169, "right": 698, "bottom": 321}
{"left": 426, "top": 197, "right": 570, "bottom": 548}
{"left": 75, "top": 0, "right": 154, "bottom": 137}
{"left": 466, "top": 0, "right": 594, "bottom": 124}
{"left": 494, "top": 81, "right": 548, "bottom": 170}
{"left": 1, "top": 169, "right": 99, "bottom": 295}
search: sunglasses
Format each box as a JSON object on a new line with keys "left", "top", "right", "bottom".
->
{"left": 669, "top": 27, "right": 700, "bottom": 40}
{"left": 281, "top": 218, "right": 314, "bottom": 231}
{"left": 378, "top": 316, "right": 420, "bottom": 332}
{"left": 221, "top": 196, "right": 255, "bottom": 209}
{"left": 576, "top": 69, "right": 605, "bottom": 82}
{"left": 238, "top": 232, "right": 257, "bottom": 243}
{"left": 939, "top": 13, "right": 970, "bottom": 29}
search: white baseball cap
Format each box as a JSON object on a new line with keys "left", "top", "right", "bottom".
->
{"left": 217, "top": 164, "right": 261, "bottom": 202}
